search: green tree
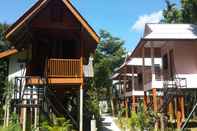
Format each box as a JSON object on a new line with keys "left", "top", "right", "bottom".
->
{"left": 162, "top": 0, "right": 197, "bottom": 23}
{"left": 181, "top": 0, "right": 197, "bottom": 23}
{"left": 94, "top": 29, "right": 126, "bottom": 102}
{"left": 0, "top": 23, "right": 9, "bottom": 106}
{"left": 162, "top": 0, "right": 182, "bottom": 23}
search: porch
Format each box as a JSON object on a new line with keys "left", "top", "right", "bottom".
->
{"left": 26, "top": 58, "right": 84, "bottom": 85}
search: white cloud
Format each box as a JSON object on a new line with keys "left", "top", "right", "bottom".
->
{"left": 132, "top": 11, "right": 163, "bottom": 31}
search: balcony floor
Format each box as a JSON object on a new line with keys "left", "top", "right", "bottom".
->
{"left": 26, "top": 76, "right": 83, "bottom": 85}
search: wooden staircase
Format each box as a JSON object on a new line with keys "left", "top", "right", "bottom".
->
{"left": 159, "top": 77, "right": 187, "bottom": 113}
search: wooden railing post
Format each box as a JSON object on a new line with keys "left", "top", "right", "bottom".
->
{"left": 80, "top": 57, "right": 83, "bottom": 78}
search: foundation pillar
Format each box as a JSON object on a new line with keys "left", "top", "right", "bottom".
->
{"left": 144, "top": 91, "right": 147, "bottom": 111}
{"left": 152, "top": 88, "right": 158, "bottom": 129}
{"left": 152, "top": 89, "right": 158, "bottom": 112}
{"left": 168, "top": 100, "right": 174, "bottom": 121}
{"left": 125, "top": 98, "right": 128, "bottom": 118}
{"left": 180, "top": 96, "right": 185, "bottom": 121}
{"left": 132, "top": 96, "right": 136, "bottom": 112}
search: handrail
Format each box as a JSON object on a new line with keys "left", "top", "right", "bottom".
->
{"left": 181, "top": 102, "right": 197, "bottom": 130}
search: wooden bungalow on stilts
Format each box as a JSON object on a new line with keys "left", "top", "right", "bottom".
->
{"left": 130, "top": 24, "right": 197, "bottom": 129}
{"left": 112, "top": 23, "right": 197, "bottom": 130}
{"left": 0, "top": 0, "right": 99, "bottom": 131}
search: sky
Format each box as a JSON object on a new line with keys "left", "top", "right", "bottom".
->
{"left": 0, "top": 0, "right": 180, "bottom": 52}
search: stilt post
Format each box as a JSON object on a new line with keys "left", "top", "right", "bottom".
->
{"left": 79, "top": 84, "right": 83, "bottom": 131}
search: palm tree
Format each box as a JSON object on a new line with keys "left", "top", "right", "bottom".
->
{"left": 3, "top": 81, "right": 14, "bottom": 127}
{"left": 162, "top": 0, "right": 182, "bottom": 23}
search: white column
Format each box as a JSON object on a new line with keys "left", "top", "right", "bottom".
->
{"left": 142, "top": 47, "right": 145, "bottom": 90}
{"left": 151, "top": 47, "right": 155, "bottom": 81}
{"left": 22, "top": 100, "right": 27, "bottom": 131}
{"left": 132, "top": 66, "right": 135, "bottom": 93}
{"left": 80, "top": 85, "right": 83, "bottom": 131}
{"left": 34, "top": 100, "right": 38, "bottom": 129}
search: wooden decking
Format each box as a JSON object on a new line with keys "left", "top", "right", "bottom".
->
{"left": 26, "top": 76, "right": 83, "bottom": 85}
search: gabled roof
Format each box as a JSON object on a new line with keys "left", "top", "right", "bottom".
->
{"left": 144, "top": 23, "right": 197, "bottom": 40}
{"left": 5, "top": 0, "right": 99, "bottom": 43}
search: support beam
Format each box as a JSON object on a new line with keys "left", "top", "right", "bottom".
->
{"left": 152, "top": 88, "right": 158, "bottom": 129}
{"left": 152, "top": 88, "right": 158, "bottom": 112}
{"left": 34, "top": 100, "right": 38, "bottom": 129}
{"left": 132, "top": 96, "right": 136, "bottom": 112}
{"left": 144, "top": 91, "right": 147, "bottom": 111}
{"left": 22, "top": 100, "right": 27, "bottom": 131}
{"left": 79, "top": 84, "right": 83, "bottom": 131}
{"left": 151, "top": 46, "right": 155, "bottom": 82}
{"left": 168, "top": 100, "right": 174, "bottom": 121}
{"left": 142, "top": 47, "right": 145, "bottom": 91}
{"left": 125, "top": 98, "right": 128, "bottom": 118}
{"left": 131, "top": 66, "right": 136, "bottom": 112}
{"left": 180, "top": 96, "right": 185, "bottom": 121}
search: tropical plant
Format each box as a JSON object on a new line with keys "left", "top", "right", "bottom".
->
{"left": 40, "top": 116, "right": 75, "bottom": 131}
{"left": 0, "top": 23, "right": 9, "bottom": 106}
{"left": 0, "top": 113, "right": 22, "bottom": 131}
{"left": 3, "top": 81, "right": 14, "bottom": 128}
{"left": 162, "top": 0, "right": 197, "bottom": 24}
{"left": 117, "top": 102, "right": 157, "bottom": 131}
{"left": 93, "top": 30, "right": 126, "bottom": 115}
{"left": 162, "top": 0, "right": 183, "bottom": 23}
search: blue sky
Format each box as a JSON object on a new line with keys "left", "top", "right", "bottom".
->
{"left": 0, "top": 0, "right": 179, "bottom": 52}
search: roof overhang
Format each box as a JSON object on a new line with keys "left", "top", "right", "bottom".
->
{"left": 0, "top": 48, "right": 18, "bottom": 59}
{"left": 130, "top": 24, "right": 197, "bottom": 59}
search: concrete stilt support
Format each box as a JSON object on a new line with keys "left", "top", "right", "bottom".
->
{"left": 80, "top": 84, "right": 83, "bottom": 131}
{"left": 180, "top": 96, "right": 185, "bottom": 121}
{"left": 152, "top": 88, "right": 158, "bottom": 129}
{"left": 144, "top": 91, "right": 147, "bottom": 111}
{"left": 34, "top": 100, "right": 38, "bottom": 129}
{"left": 168, "top": 100, "right": 174, "bottom": 121}
{"left": 22, "top": 100, "right": 27, "bottom": 131}
{"left": 176, "top": 110, "right": 182, "bottom": 129}
{"left": 160, "top": 96, "right": 165, "bottom": 131}
{"left": 153, "top": 89, "right": 158, "bottom": 112}
{"left": 125, "top": 98, "right": 128, "bottom": 118}
{"left": 132, "top": 96, "right": 136, "bottom": 112}
{"left": 176, "top": 96, "right": 185, "bottom": 129}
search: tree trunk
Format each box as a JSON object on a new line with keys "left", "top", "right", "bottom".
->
{"left": 6, "top": 104, "right": 10, "bottom": 127}
{"left": 110, "top": 98, "right": 115, "bottom": 116}
{"left": 3, "top": 105, "right": 7, "bottom": 127}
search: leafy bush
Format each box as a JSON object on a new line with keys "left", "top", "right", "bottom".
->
{"left": 40, "top": 117, "right": 75, "bottom": 131}
{"left": 0, "top": 113, "right": 21, "bottom": 131}
{"left": 117, "top": 101, "right": 157, "bottom": 131}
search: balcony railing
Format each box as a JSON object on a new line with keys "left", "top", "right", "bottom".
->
{"left": 46, "top": 58, "right": 83, "bottom": 78}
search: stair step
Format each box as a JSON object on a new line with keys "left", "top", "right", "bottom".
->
{"left": 14, "top": 104, "right": 41, "bottom": 108}
{"left": 23, "top": 93, "right": 43, "bottom": 95}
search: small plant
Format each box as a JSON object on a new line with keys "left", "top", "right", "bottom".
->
{"left": 40, "top": 116, "right": 76, "bottom": 131}
{"left": 0, "top": 113, "right": 22, "bottom": 131}
{"left": 117, "top": 101, "right": 157, "bottom": 131}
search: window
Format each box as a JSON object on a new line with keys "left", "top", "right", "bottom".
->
{"left": 154, "top": 64, "right": 161, "bottom": 80}
{"left": 162, "top": 54, "right": 168, "bottom": 70}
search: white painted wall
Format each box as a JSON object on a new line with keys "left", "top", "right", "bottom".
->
{"left": 8, "top": 51, "right": 27, "bottom": 83}
{"left": 161, "top": 42, "right": 197, "bottom": 88}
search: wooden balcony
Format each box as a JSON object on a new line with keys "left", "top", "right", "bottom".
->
{"left": 46, "top": 58, "right": 83, "bottom": 84}
{"left": 26, "top": 58, "right": 84, "bottom": 85}
{"left": 46, "top": 58, "right": 83, "bottom": 78}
